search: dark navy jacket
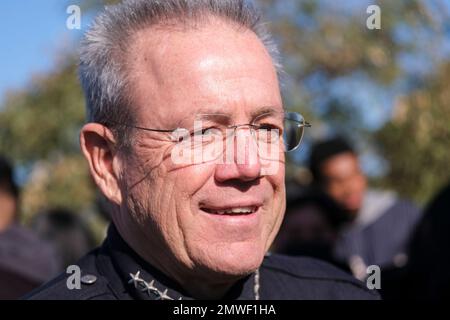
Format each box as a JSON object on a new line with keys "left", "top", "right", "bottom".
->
{"left": 25, "top": 225, "right": 379, "bottom": 300}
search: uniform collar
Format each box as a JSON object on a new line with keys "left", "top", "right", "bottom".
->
{"left": 104, "top": 224, "right": 257, "bottom": 300}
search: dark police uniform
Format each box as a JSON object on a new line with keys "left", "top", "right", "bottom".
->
{"left": 25, "top": 225, "right": 379, "bottom": 300}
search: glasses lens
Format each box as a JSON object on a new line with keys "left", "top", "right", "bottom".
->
{"left": 283, "top": 112, "right": 306, "bottom": 152}
{"left": 172, "top": 112, "right": 309, "bottom": 166}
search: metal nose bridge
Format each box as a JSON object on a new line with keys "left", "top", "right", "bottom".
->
{"left": 225, "top": 123, "right": 259, "bottom": 138}
{"left": 224, "top": 124, "right": 261, "bottom": 166}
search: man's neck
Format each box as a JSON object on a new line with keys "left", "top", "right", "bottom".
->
{"left": 182, "top": 279, "right": 236, "bottom": 300}
{"left": 135, "top": 245, "right": 243, "bottom": 299}
{"left": 114, "top": 222, "right": 243, "bottom": 299}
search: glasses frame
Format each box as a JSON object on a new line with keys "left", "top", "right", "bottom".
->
{"left": 106, "top": 111, "right": 311, "bottom": 153}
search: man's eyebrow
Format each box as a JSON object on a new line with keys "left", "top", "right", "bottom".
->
{"left": 195, "top": 113, "right": 231, "bottom": 124}
{"left": 174, "top": 110, "right": 227, "bottom": 127}
{"left": 179, "top": 105, "right": 282, "bottom": 125}
{"left": 250, "top": 106, "right": 281, "bottom": 119}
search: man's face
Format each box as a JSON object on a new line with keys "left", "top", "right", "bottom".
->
{"left": 320, "top": 153, "right": 367, "bottom": 214}
{"left": 117, "top": 20, "right": 285, "bottom": 279}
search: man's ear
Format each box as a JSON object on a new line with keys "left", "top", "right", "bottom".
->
{"left": 80, "top": 123, "right": 123, "bottom": 205}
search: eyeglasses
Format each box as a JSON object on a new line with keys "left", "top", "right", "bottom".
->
{"left": 109, "top": 111, "right": 311, "bottom": 164}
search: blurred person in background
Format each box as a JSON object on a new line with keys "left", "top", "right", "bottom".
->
{"left": 381, "top": 182, "right": 450, "bottom": 300}
{"left": 0, "top": 156, "right": 59, "bottom": 299}
{"left": 31, "top": 208, "right": 97, "bottom": 270}
{"left": 403, "top": 182, "right": 450, "bottom": 300}
{"left": 273, "top": 190, "right": 350, "bottom": 271}
{"left": 0, "top": 156, "right": 19, "bottom": 232}
{"left": 309, "top": 137, "right": 422, "bottom": 279}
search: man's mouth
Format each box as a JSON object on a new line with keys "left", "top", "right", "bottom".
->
{"left": 200, "top": 206, "right": 259, "bottom": 216}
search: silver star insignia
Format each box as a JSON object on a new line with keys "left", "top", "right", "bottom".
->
{"left": 128, "top": 271, "right": 142, "bottom": 288}
{"left": 127, "top": 270, "right": 181, "bottom": 300}
{"left": 160, "top": 289, "right": 174, "bottom": 300}
{"left": 141, "top": 280, "right": 160, "bottom": 297}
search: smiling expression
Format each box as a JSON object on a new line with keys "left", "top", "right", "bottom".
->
{"left": 112, "top": 18, "right": 286, "bottom": 284}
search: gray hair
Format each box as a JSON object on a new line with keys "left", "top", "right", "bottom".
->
{"left": 79, "top": 0, "right": 283, "bottom": 148}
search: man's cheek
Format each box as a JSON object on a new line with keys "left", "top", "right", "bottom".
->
{"left": 261, "top": 159, "right": 280, "bottom": 176}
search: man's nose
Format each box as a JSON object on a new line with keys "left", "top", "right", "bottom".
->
{"left": 214, "top": 128, "right": 262, "bottom": 182}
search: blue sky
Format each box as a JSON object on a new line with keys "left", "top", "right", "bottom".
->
{"left": 0, "top": 1, "right": 91, "bottom": 104}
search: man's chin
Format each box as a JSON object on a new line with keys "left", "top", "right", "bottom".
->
{"left": 343, "top": 204, "right": 361, "bottom": 218}
{"left": 193, "top": 243, "right": 265, "bottom": 277}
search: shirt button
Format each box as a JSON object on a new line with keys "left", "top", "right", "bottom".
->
{"left": 81, "top": 274, "right": 97, "bottom": 285}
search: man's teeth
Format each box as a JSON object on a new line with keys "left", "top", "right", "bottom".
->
{"left": 205, "top": 207, "right": 257, "bottom": 215}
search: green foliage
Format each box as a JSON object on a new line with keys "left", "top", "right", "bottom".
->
{"left": 260, "top": 0, "right": 449, "bottom": 203}
{"left": 0, "top": 59, "right": 84, "bottom": 162}
{"left": 262, "top": 0, "right": 442, "bottom": 112}
{"left": 374, "top": 62, "right": 450, "bottom": 204}
{"left": 0, "top": 59, "right": 95, "bottom": 220}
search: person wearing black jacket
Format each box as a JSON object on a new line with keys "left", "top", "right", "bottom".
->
{"left": 26, "top": 0, "right": 378, "bottom": 300}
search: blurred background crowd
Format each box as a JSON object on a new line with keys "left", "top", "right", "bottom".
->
{"left": 0, "top": 0, "right": 449, "bottom": 299}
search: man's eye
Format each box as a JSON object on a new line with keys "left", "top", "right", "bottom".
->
{"left": 171, "top": 128, "right": 190, "bottom": 142}
{"left": 192, "top": 127, "right": 220, "bottom": 136}
{"left": 258, "top": 124, "right": 282, "bottom": 134}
